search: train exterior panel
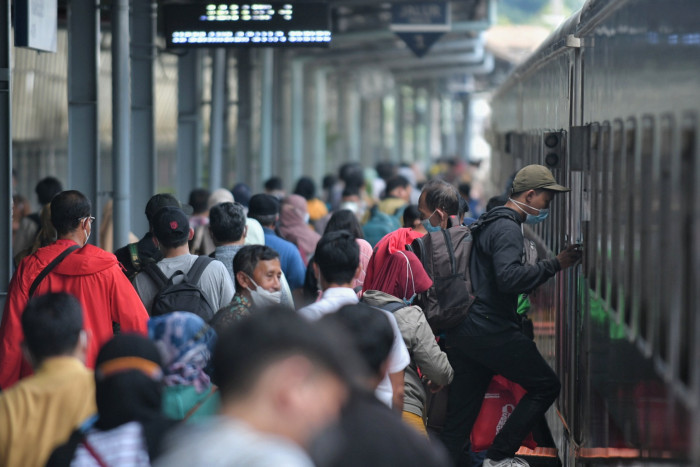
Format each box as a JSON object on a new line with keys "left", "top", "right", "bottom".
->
{"left": 489, "top": 0, "right": 700, "bottom": 465}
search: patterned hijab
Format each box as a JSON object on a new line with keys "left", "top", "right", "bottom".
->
{"left": 148, "top": 312, "right": 217, "bottom": 393}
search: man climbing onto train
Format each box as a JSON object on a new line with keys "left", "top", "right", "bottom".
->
{"left": 439, "top": 164, "right": 582, "bottom": 467}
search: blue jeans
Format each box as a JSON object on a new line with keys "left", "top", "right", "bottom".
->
{"left": 439, "top": 330, "right": 560, "bottom": 464}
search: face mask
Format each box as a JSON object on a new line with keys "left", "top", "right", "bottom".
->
{"left": 245, "top": 275, "right": 281, "bottom": 307}
{"left": 83, "top": 228, "right": 90, "bottom": 247}
{"left": 509, "top": 198, "right": 549, "bottom": 225}
{"left": 303, "top": 212, "right": 310, "bottom": 224}
{"left": 398, "top": 251, "right": 417, "bottom": 305}
{"left": 422, "top": 210, "right": 442, "bottom": 233}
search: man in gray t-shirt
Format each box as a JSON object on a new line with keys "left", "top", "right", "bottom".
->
{"left": 134, "top": 207, "right": 234, "bottom": 314}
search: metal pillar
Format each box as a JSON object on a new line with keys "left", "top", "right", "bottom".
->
{"left": 260, "top": 49, "right": 274, "bottom": 185}
{"left": 290, "top": 58, "right": 305, "bottom": 184}
{"left": 111, "top": 0, "right": 131, "bottom": 248}
{"left": 0, "top": 0, "right": 12, "bottom": 301}
{"left": 360, "top": 98, "right": 373, "bottom": 168}
{"left": 273, "top": 51, "right": 287, "bottom": 175}
{"left": 313, "top": 68, "right": 327, "bottom": 184}
{"left": 209, "top": 48, "right": 226, "bottom": 190}
{"left": 68, "top": 0, "right": 99, "bottom": 242}
{"left": 235, "top": 50, "right": 252, "bottom": 184}
{"left": 394, "top": 86, "right": 405, "bottom": 162}
{"left": 130, "top": 0, "right": 155, "bottom": 236}
{"left": 177, "top": 50, "right": 202, "bottom": 201}
{"left": 348, "top": 81, "right": 361, "bottom": 162}
{"left": 459, "top": 93, "right": 472, "bottom": 161}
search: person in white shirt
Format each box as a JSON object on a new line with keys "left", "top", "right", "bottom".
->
{"left": 298, "top": 230, "right": 410, "bottom": 411}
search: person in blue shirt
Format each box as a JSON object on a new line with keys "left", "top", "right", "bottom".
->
{"left": 247, "top": 194, "right": 306, "bottom": 291}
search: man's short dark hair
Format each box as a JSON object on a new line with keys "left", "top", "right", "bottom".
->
{"left": 486, "top": 194, "right": 508, "bottom": 211}
{"left": 188, "top": 188, "right": 210, "bottom": 215}
{"left": 213, "top": 306, "right": 348, "bottom": 401}
{"left": 294, "top": 177, "right": 316, "bottom": 201}
{"left": 35, "top": 177, "right": 63, "bottom": 206}
{"left": 421, "top": 179, "right": 460, "bottom": 216}
{"left": 22, "top": 292, "right": 83, "bottom": 363}
{"left": 264, "top": 176, "right": 283, "bottom": 192}
{"left": 319, "top": 304, "right": 393, "bottom": 378}
{"left": 50, "top": 190, "right": 91, "bottom": 236}
{"left": 315, "top": 231, "right": 359, "bottom": 285}
{"left": 210, "top": 202, "right": 246, "bottom": 244}
{"left": 232, "top": 245, "right": 280, "bottom": 290}
{"left": 403, "top": 204, "right": 421, "bottom": 228}
{"left": 324, "top": 209, "right": 364, "bottom": 240}
{"left": 384, "top": 175, "right": 410, "bottom": 199}
{"left": 339, "top": 162, "right": 364, "bottom": 190}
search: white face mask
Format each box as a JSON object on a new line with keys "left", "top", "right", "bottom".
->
{"left": 245, "top": 274, "right": 281, "bottom": 307}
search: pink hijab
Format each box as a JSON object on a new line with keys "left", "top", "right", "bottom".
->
{"left": 354, "top": 238, "right": 373, "bottom": 290}
{"left": 278, "top": 194, "right": 321, "bottom": 265}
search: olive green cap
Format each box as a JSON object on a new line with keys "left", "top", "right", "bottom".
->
{"left": 511, "top": 164, "right": 570, "bottom": 193}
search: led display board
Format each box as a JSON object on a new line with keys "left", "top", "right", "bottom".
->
{"left": 163, "top": 2, "right": 331, "bottom": 48}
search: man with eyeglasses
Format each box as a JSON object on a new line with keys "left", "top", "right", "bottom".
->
{"left": 0, "top": 190, "right": 149, "bottom": 389}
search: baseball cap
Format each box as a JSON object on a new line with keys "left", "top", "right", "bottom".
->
{"left": 248, "top": 194, "right": 280, "bottom": 217}
{"left": 511, "top": 165, "right": 570, "bottom": 193}
{"left": 152, "top": 207, "right": 190, "bottom": 247}
{"left": 145, "top": 194, "right": 193, "bottom": 222}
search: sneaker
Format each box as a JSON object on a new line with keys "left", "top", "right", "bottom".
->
{"left": 483, "top": 457, "right": 530, "bottom": 467}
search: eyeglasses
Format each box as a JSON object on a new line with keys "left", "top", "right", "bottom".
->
{"left": 79, "top": 216, "right": 96, "bottom": 224}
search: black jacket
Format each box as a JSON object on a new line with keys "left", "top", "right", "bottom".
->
{"left": 450, "top": 207, "right": 560, "bottom": 337}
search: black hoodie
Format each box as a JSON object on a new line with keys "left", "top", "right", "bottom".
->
{"left": 449, "top": 206, "right": 560, "bottom": 337}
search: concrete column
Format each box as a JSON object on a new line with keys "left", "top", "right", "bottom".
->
{"left": 260, "top": 49, "right": 274, "bottom": 185}
{"left": 68, "top": 0, "right": 100, "bottom": 241}
{"left": 0, "top": 0, "right": 12, "bottom": 299}
{"left": 235, "top": 50, "right": 252, "bottom": 184}
{"left": 129, "top": 0, "right": 155, "bottom": 236}
{"left": 313, "top": 68, "right": 327, "bottom": 184}
{"left": 209, "top": 48, "right": 226, "bottom": 190}
{"left": 460, "top": 93, "right": 472, "bottom": 161}
{"left": 290, "top": 59, "right": 305, "bottom": 184}
{"left": 111, "top": 0, "right": 131, "bottom": 248}
{"left": 177, "top": 50, "right": 203, "bottom": 201}
{"left": 394, "top": 86, "right": 405, "bottom": 162}
{"left": 348, "top": 81, "right": 361, "bottom": 162}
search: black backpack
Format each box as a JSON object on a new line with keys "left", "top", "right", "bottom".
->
{"left": 407, "top": 211, "right": 517, "bottom": 333}
{"left": 144, "top": 256, "right": 216, "bottom": 321}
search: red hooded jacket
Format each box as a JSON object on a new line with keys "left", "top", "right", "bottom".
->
{"left": 0, "top": 239, "right": 149, "bottom": 389}
{"left": 362, "top": 228, "right": 425, "bottom": 294}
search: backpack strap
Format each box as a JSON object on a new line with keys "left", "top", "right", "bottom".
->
{"left": 128, "top": 243, "right": 141, "bottom": 270}
{"left": 361, "top": 297, "right": 406, "bottom": 314}
{"left": 143, "top": 262, "right": 170, "bottom": 289}
{"left": 379, "top": 301, "right": 406, "bottom": 313}
{"left": 29, "top": 245, "right": 80, "bottom": 298}
{"left": 186, "top": 256, "right": 215, "bottom": 285}
{"left": 442, "top": 229, "right": 457, "bottom": 275}
{"left": 183, "top": 385, "right": 218, "bottom": 421}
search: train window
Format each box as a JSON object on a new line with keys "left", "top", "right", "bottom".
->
{"left": 587, "top": 124, "right": 599, "bottom": 292}
{"left": 623, "top": 119, "right": 637, "bottom": 331}
{"left": 677, "top": 114, "right": 696, "bottom": 388}
{"left": 599, "top": 123, "right": 611, "bottom": 304}
{"left": 638, "top": 116, "right": 655, "bottom": 348}
{"left": 610, "top": 120, "right": 624, "bottom": 317}
{"left": 656, "top": 115, "right": 675, "bottom": 366}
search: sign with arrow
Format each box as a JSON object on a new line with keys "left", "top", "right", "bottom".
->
{"left": 391, "top": 2, "right": 450, "bottom": 57}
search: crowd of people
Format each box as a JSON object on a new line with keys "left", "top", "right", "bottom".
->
{"left": 0, "top": 161, "right": 581, "bottom": 467}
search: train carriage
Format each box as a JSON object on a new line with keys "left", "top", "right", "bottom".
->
{"left": 489, "top": 0, "right": 700, "bottom": 464}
